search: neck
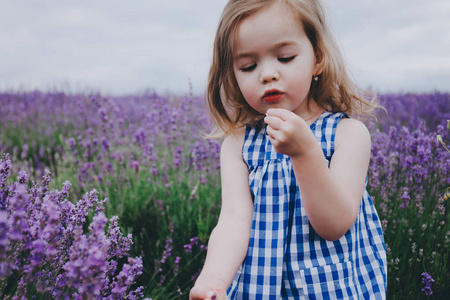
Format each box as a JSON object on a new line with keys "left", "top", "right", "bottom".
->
{"left": 304, "top": 108, "right": 323, "bottom": 121}
{"left": 300, "top": 99, "right": 323, "bottom": 122}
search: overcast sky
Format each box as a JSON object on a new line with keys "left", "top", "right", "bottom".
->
{"left": 1, "top": 0, "right": 449, "bottom": 96}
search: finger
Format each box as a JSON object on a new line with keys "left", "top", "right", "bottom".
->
{"left": 264, "top": 115, "right": 283, "bottom": 131}
{"left": 206, "top": 290, "right": 217, "bottom": 300}
{"left": 265, "top": 126, "right": 281, "bottom": 144}
{"left": 265, "top": 125, "right": 274, "bottom": 138}
{"left": 266, "top": 108, "right": 297, "bottom": 121}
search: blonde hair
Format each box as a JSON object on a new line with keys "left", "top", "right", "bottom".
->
{"left": 206, "top": 0, "right": 380, "bottom": 136}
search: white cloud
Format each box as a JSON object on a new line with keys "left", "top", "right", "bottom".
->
{"left": 0, "top": 0, "right": 448, "bottom": 95}
{"left": 325, "top": 0, "right": 450, "bottom": 93}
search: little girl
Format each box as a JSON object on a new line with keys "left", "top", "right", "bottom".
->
{"left": 190, "top": 0, "right": 387, "bottom": 299}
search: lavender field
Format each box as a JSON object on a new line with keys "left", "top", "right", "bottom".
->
{"left": 0, "top": 90, "right": 449, "bottom": 299}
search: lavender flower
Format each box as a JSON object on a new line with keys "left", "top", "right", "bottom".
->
{"left": 109, "top": 257, "right": 144, "bottom": 298}
{"left": 0, "top": 153, "right": 12, "bottom": 209}
{"left": 0, "top": 210, "right": 8, "bottom": 260}
{"left": 421, "top": 272, "right": 435, "bottom": 296}
{"left": 399, "top": 189, "right": 410, "bottom": 209}
{"left": 0, "top": 155, "right": 147, "bottom": 299}
{"left": 184, "top": 237, "right": 199, "bottom": 253}
{"left": 107, "top": 215, "right": 133, "bottom": 258}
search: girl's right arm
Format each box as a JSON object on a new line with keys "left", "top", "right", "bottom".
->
{"left": 190, "top": 129, "right": 254, "bottom": 300}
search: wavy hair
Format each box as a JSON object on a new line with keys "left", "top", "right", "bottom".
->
{"left": 206, "top": 0, "right": 381, "bottom": 136}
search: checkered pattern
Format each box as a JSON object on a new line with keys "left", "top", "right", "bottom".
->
{"left": 227, "top": 111, "right": 387, "bottom": 299}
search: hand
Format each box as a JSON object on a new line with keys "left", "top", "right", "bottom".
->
{"left": 189, "top": 280, "right": 228, "bottom": 300}
{"left": 264, "top": 108, "right": 317, "bottom": 158}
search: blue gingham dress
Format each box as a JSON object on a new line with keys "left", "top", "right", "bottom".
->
{"left": 228, "top": 111, "right": 387, "bottom": 299}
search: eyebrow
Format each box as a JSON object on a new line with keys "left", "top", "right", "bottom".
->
{"left": 234, "top": 40, "right": 299, "bottom": 60}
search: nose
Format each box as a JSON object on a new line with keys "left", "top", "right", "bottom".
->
{"left": 259, "top": 63, "right": 279, "bottom": 84}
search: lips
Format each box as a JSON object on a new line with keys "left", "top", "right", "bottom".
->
{"left": 263, "top": 89, "right": 283, "bottom": 102}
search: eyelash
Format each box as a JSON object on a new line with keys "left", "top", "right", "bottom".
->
{"left": 241, "top": 64, "right": 256, "bottom": 72}
{"left": 239, "top": 56, "right": 296, "bottom": 72}
{"left": 278, "top": 56, "right": 296, "bottom": 63}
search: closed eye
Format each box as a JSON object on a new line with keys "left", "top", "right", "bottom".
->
{"left": 278, "top": 56, "right": 295, "bottom": 63}
{"left": 241, "top": 64, "right": 256, "bottom": 72}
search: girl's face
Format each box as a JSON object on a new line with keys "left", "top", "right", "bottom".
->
{"left": 233, "top": 2, "right": 322, "bottom": 117}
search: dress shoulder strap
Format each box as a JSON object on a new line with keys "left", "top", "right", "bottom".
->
{"left": 310, "top": 111, "right": 348, "bottom": 161}
{"left": 242, "top": 122, "right": 266, "bottom": 168}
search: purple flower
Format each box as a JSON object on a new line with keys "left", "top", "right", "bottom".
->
{"left": 68, "top": 137, "right": 77, "bottom": 152}
{"left": 0, "top": 156, "right": 146, "bottom": 299}
{"left": 29, "top": 238, "right": 48, "bottom": 267}
{"left": 41, "top": 169, "right": 52, "bottom": 197}
{"left": 151, "top": 164, "right": 158, "bottom": 176}
{"left": 132, "top": 160, "right": 140, "bottom": 173}
{"left": 110, "top": 257, "right": 144, "bottom": 297}
{"left": 173, "top": 146, "right": 183, "bottom": 168}
{"left": 107, "top": 215, "right": 133, "bottom": 258}
{"left": 7, "top": 184, "right": 30, "bottom": 243}
{"left": 399, "top": 189, "right": 410, "bottom": 209}
{"left": 0, "top": 153, "right": 12, "bottom": 209}
{"left": 20, "top": 143, "right": 28, "bottom": 160}
{"left": 0, "top": 210, "right": 9, "bottom": 258}
{"left": 421, "top": 272, "right": 435, "bottom": 296}
{"left": 17, "top": 171, "right": 27, "bottom": 184}
{"left": 174, "top": 256, "right": 180, "bottom": 274}
{"left": 134, "top": 127, "right": 146, "bottom": 146}
{"left": 184, "top": 237, "right": 199, "bottom": 253}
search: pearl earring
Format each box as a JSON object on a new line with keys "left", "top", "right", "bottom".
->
{"left": 314, "top": 76, "right": 319, "bottom": 81}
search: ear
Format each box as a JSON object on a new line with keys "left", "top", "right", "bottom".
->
{"left": 313, "top": 48, "right": 324, "bottom": 76}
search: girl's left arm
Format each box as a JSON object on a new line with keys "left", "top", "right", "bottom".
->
{"left": 265, "top": 109, "right": 371, "bottom": 241}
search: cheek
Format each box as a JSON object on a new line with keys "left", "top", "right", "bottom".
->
{"left": 288, "top": 69, "right": 313, "bottom": 90}
{"left": 235, "top": 74, "right": 255, "bottom": 98}
{"left": 234, "top": 77, "right": 262, "bottom": 111}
